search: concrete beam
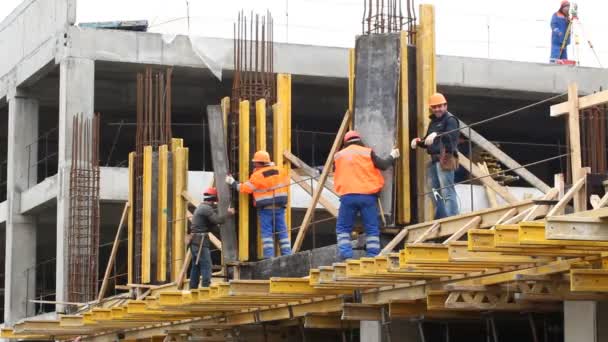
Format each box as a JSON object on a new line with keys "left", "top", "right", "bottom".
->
{"left": 19, "top": 174, "right": 58, "bottom": 215}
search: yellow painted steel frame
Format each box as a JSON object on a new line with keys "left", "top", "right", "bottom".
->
{"left": 157, "top": 144, "right": 169, "bottom": 281}
{"left": 256, "top": 99, "right": 267, "bottom": 258}
{"left": 127, "top": 152, "right": 135, "bottom": 284}
{"left": 239, "top": 100, "right": 250, "bottom": 261}
{"left": 142, "top": 146, "right": 152, "bottom": 283}
{"left": 397, "top": 30, "right": 411, "bottom": 224}
{"left": 277, "top": 74, "right": 292, "bottom": 246}
{"left": 171, "top": 138, "right": 188, "bottom": 280}
{"left": 416, "top": 4, "right": 437, "bottom": 222}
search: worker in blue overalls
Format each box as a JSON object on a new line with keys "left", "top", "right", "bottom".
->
{"left": 550, "top": 1, "right": 571, "bottom": 63}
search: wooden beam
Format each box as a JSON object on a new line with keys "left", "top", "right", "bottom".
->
{"left": 98, "top": 203, "right": 129, "bottom": 302}
{"left": 521, "top": 188, "right": 560, "bottom": 221}
{"left": 289, "top": 169, "right": 338, "bottom": 217}
{"left": 443, "top": 216, "right": 481, "bottom": 245}
{"left": 547, "top": 177, "right": 586, "bottom": 217}
{"left": 238, "top": 100, "right": 250, "bottom": 261}
{"left": 551, "top": 89, "right": 608, "bottom": 117}
{"left": 598, "top": 192, "right": 608, "bottom": 208}
{"left": 292, "top": 110, "right": 352, "bottom": 253}
{"left": 284, "top": 151, "right": 337, "bottom": 195}
{"left": 480, "top": 163, "right": 498, "bottom": 207}
{"left": 380, "top": 228, "right": 409, "bottom": 255}
{"left": 459, "top": 120, "right": 552, "bottom": 193}
{"left": 413, "top": 222, "right": 440, "bottom": 244}
{"left": 567, "top": 83, "right": 586, "bottom": 212}
{"left": 458, "top": 152, "right": 518, "bottom": 204}
{"left": 175, "top": 251, "right": 192, "bottom": 290}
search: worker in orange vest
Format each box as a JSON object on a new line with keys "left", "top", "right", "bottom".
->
{"left": 333, "top": 131, "right": 400, "bottom": 260}
{"left": 225, "top": 151, "right": 292, "bottom": 258}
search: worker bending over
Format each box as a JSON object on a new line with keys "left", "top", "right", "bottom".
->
{"left": 411, "top": 93, "right": 460, "bottom": 219}
{"left": 226, "top": 151, "right": 292, "bottom": 258}
{"left": 187, "top": 187, "right": 234, "bottom": 289}
{"left": 334, "top": 131, "right": 400, "bottom": 260}
{"left": 550, "top": 1, "right": 571, "bottom": 63}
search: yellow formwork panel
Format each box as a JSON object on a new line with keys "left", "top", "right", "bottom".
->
{"left": 157, "top": 144, "right": 168, "bottom": 281}
{"left": 400, "top": 244, "right": 449, "bottom": 266}
{"left": 171, "top": 138, "right": 187, "bottom": 281}
{"left": 467, "top": 229, "right": 496, "bottom": 251}
{"left": 571, "top": 269, "right": 608, "bottom": 292}
{"left": 519, "top": 221, "right": 608, "bottom": 248}
{"left": 494, "top": 224, "right": 522, "bottom": 247}
{"left": 127, "top": 152, "right": 135, "bottom": 284}
{"left": 255, "top": 99, "right": 267, "bottom": 259}
{"left": 269, "top": 277, "right": 350, "bottom": 295}
{"left": 238, "top": 100, "right": 250, "bottom": 261}
{"left": 277, "top": 74, "right": 292, "bottom": 245}
{"left": 142, "top": 146, "right": 153, "bottom": 283}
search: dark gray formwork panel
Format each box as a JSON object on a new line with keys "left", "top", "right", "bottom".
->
{"left": 206, "top": 105, "right": 238, "bottom": 263}
{"left": 353, "top": 33, "right": 401, "bottom": 217}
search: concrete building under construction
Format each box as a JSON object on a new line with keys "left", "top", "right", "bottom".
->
{"left": 2, "top": 0, "right": 608, "bottom": 341}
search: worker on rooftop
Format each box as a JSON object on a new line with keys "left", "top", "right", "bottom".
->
{"left": 186, "top": 187, "right": 234, "bottom": 289}
{"left": 226, "top": 151, "right": 292, "bottom": 258}
{"left": 550, "top": 0, "right": 572, "bottom": 63}
{"left": 333, "top": 131, "right": 400, "bottom": 260}
{"left": 411, "top": 93, "right": 460, "bottom": 219}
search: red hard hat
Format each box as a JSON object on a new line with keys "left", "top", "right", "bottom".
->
{"left": 560, "top": 0, "right": 570, "bottom": 8}
{"left": 203, "top": 187, "right": 218, "bottom": 197}
{"left": 252, "top": 150, "right": 271, "bottom": 164}
{"left": 344, "top": 130, "right": 361, "bottom": 143}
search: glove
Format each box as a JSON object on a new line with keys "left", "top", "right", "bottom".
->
{"left": 424, "top": 132, "right": 438, "bottom": 146}
{"left": 390, "top": 148, "right": 400, "bottom": 159}
{"left": 410, "top": 138, "right": 421, "bottom": 150}
{"left": 225, "top": 175, "right": 235, "bottom": 185}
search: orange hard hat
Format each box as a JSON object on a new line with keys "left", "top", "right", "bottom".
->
{"left": 252, "top": 150, "right": 271, "bottom": 164}
{"left": 203, "top": 187, "right": 218, "bottom": 197}
{"left": 429, "top": 93, "right": 447, "bottom": 107}
{"left": 344, "top": 130, "right": 361, "bottom": 143}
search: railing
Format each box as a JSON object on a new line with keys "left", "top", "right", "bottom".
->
{"left": 25, "top": 127, "right": 58, "bottom": 188}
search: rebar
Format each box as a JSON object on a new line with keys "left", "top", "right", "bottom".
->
{"left": 133, "top": 67, "right": 173, "bottom": 283}
{"left": 362, "top": 0, "right": 416, "bottom": 40}
{"left": 67, "top": 113, "right": 101, "bottom": 305}
{"left": 580, "top": 104, "right": 608, "bottom": 174}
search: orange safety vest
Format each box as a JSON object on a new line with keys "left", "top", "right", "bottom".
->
{"left": 238, "top": 165, "right": 289, "bottom": 207}
{"left": 333, "top": 144, "right": 384, "bottom": 196}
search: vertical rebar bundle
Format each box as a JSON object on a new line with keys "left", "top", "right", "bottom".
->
{"left": 230, "top": 11, "right": 276, "bottom": 175}
{"left": 68, "top": 113, "right": 100, "bottom": 304}
{"left": 362, "top": 0, "right": 416, "bottom": 40}
{"left": 133, "top": 67, "right": 173, "bottom": 283}
{"left": 581, "top": 105, "right": 608, "bottom": 174}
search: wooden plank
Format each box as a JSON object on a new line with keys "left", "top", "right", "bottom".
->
{"left": 459, "top": 120, "right": 551, "bottom": 193}
{"left": 397, "top": 30, "right": 411, "bottom": 224}
{"left": 284, "top": 151, "right": 337, "bottom": 195}
{"left": 547, "top": 177, "right": 586, "bottom": 217}
{"left": 127, "top": 152, "right": 135, "bottom": 284}
{"left": 546, "top": 208, "right": 608, "bottom": 241}
{"left": 597, "top": 192, "right": 608, "bottom": 208}
{"left": 551, "top": 89, "right": 608, "bottom": 117}
{"left": 458, "top": 152, "right": 518, "bottom": 204}
{"left": 206, "top": 105, "right": 238, "bottom": 263}
{"left": 176, "top": 250, "right": 192, "bottom": 290}
{"left": 98, "top": 202, "right": 129, "bottom": 302}
{"left": 157, "top": 144, "right": 168, "bottom": 282}
{"left": 255, "top": 99, "right": 267, "bottom": 259}
{"left": 290, "top": 169, "right": 338, "bottom": 217}
{"left": 443, "top": 216, "right": 481, "bottom": 245}
{"left": 568, "top": 83, "right": 585, "bottom": 212}
{"left": 521, "top": 188, "right": 560, "bottom": 221}
{"left": 413, "top": 222, "right": 440, "bottom": 244}
{"left": 380, "top": 228, "right": 409, "bottom": 255}
{"left": 277, "top": 74, "right": 293, "bottom": 247}
{"left": 480, "top": 163, "right": 498, "bottom": 207}
{"left": 292, "top": 110, "right": 352, "bottom": 253}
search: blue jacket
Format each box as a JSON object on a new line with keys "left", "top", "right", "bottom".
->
{"left": 551, "top": 11, "right": 570, "bottom": 47}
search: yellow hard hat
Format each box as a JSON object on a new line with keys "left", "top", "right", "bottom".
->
{"left": 429, "top": 93, "right": 447, "bottom": 107}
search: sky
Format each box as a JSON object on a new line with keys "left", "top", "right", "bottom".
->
{"left": 1, "top": 0, "right": 606, "bottom": 67}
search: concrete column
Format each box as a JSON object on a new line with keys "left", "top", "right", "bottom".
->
{"left": 4, "top": 90, "right": 38, "bottom": 324}
{"left": 56, "top": 57, "right": 94, "bottom": 310}
{"left": 360, "top": 321, "right": 382, "bottom": 342}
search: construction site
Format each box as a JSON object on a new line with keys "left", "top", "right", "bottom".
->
{"left": 1, "top": 0, "right": 608, "bottom": 341}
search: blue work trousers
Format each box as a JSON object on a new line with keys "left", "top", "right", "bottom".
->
{"left": 427, "top": 161, "right": 460, "bottom": 219}
{"left": 550, "top": 43, "right": 568, "bottom": 62}
{"left": 189, "top": 244, "right": 212, "bottom": 289}
{"left": 259, "top": 207, "right": 292, "bottom": 258}
{"left": 336, "top": 194, "right": 381, "bottom": 260}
